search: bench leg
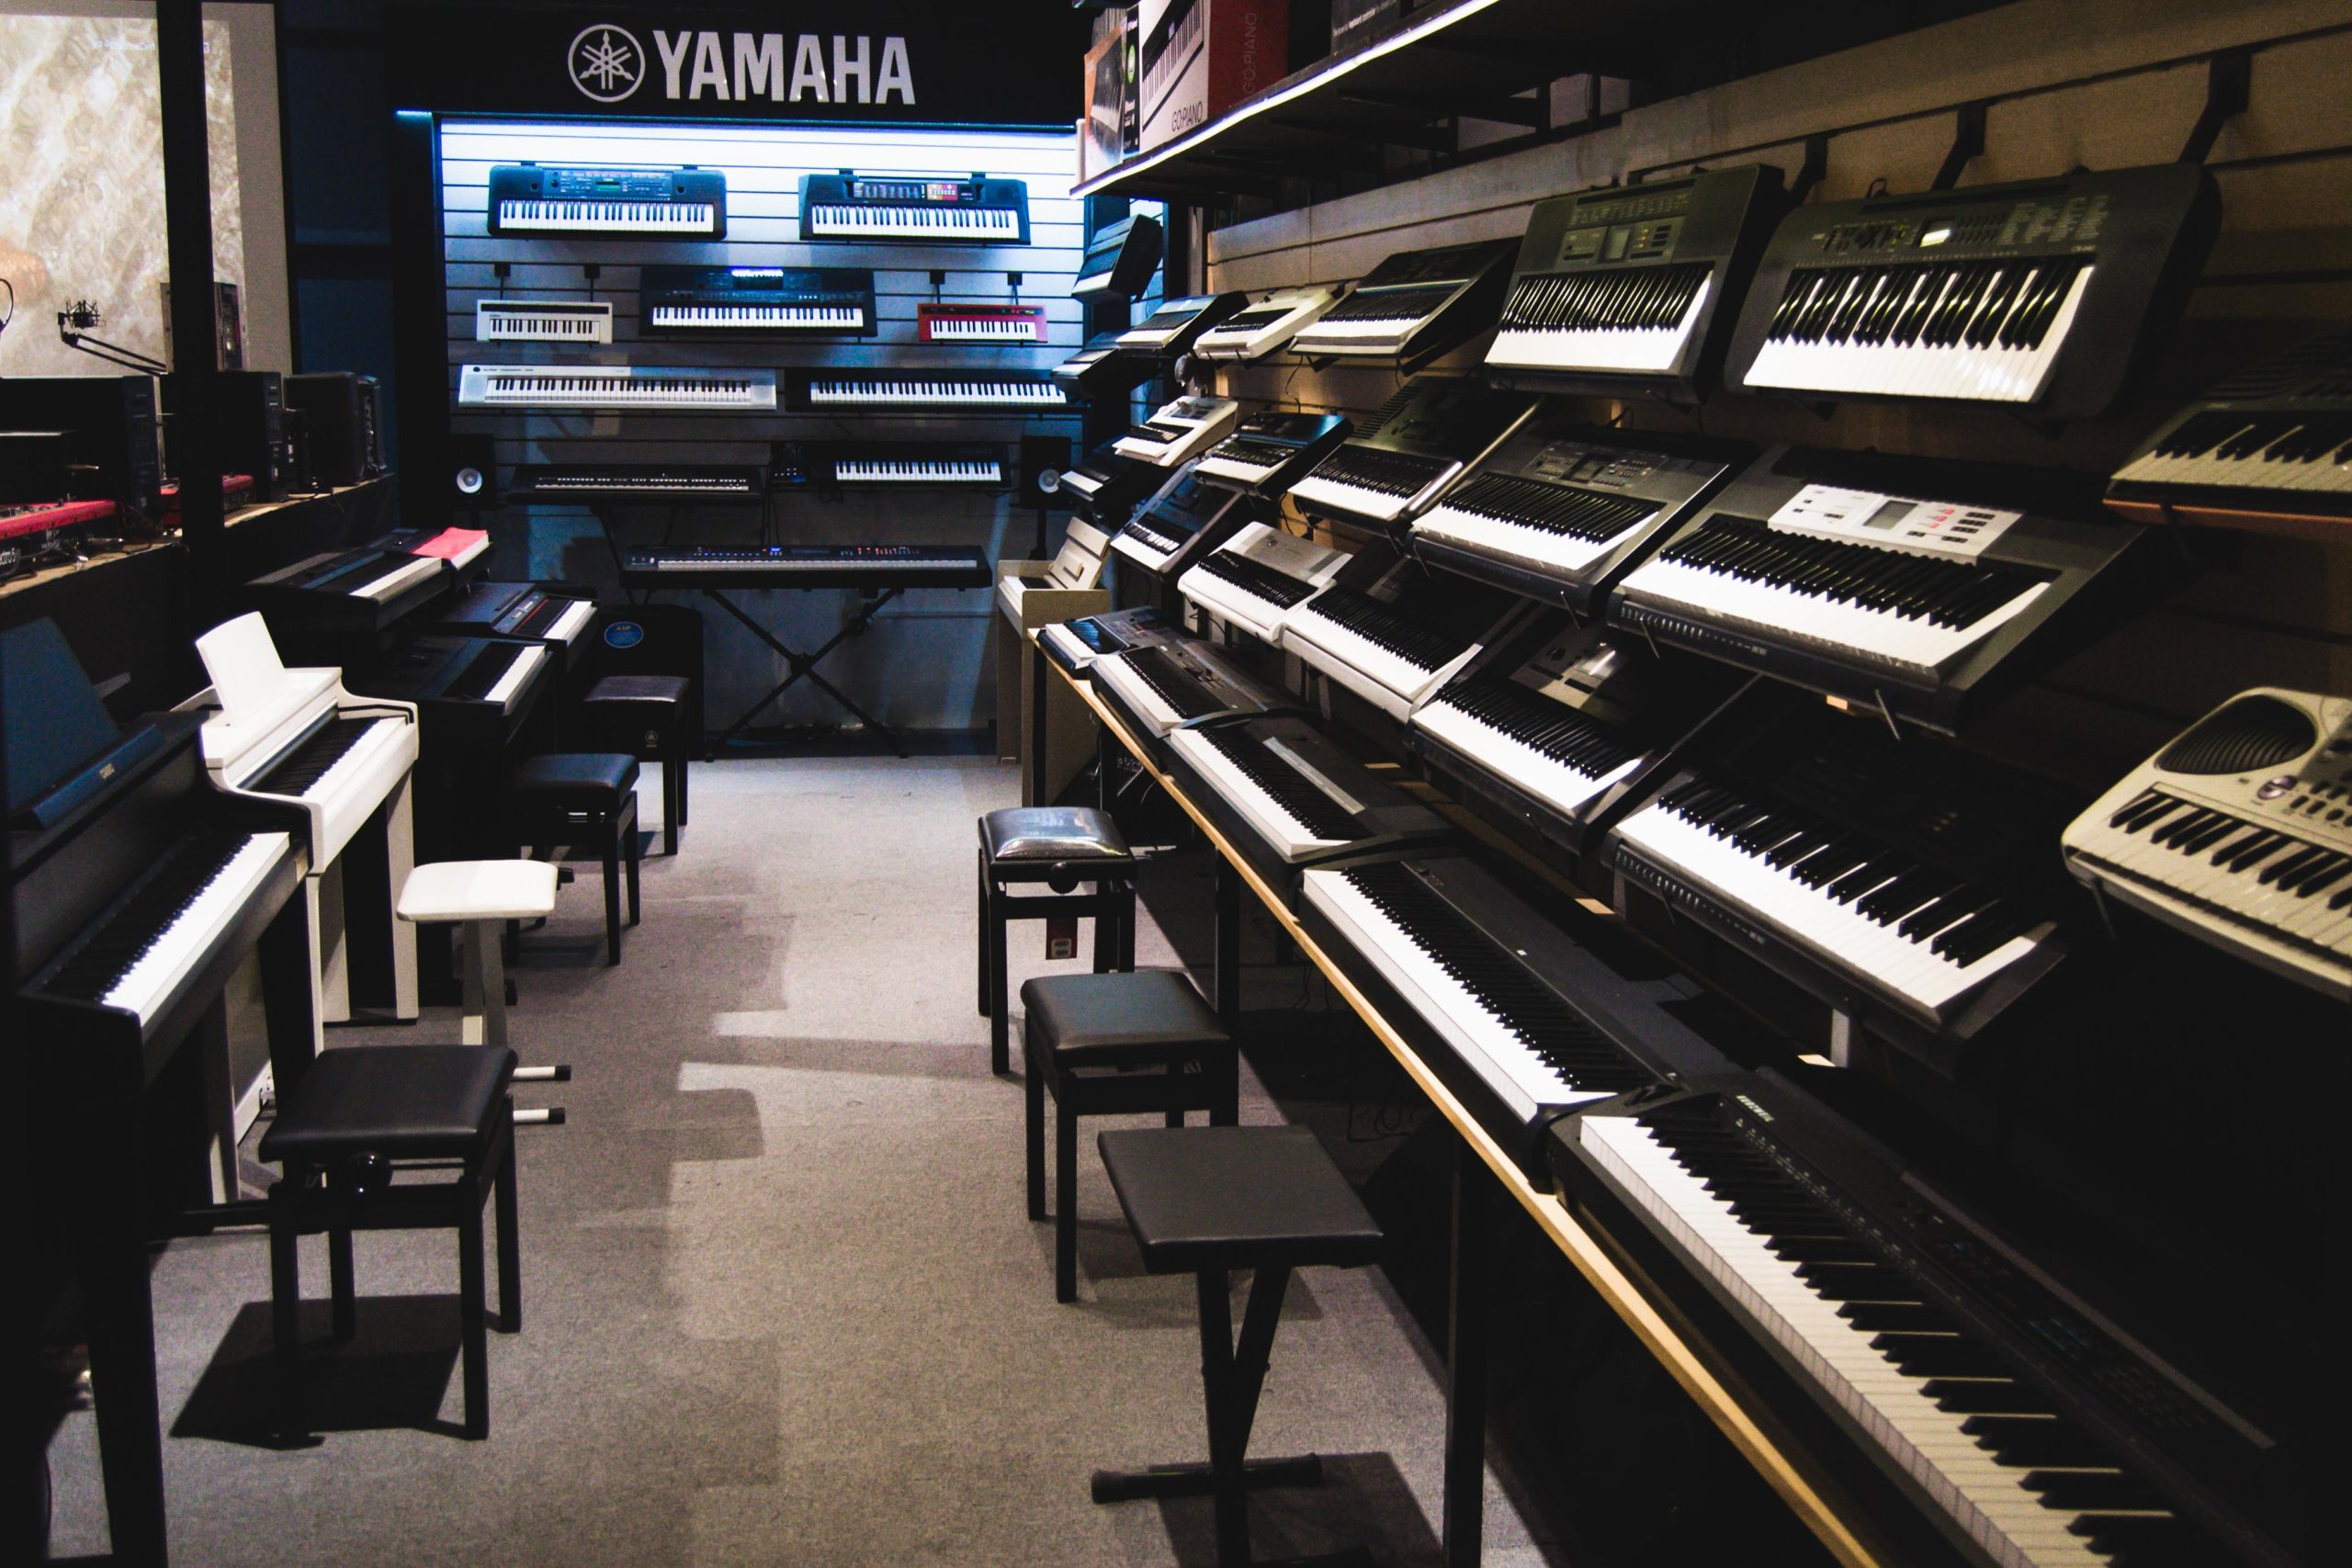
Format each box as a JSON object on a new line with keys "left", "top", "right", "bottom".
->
{"left": 328, "top": 1224, "right": 356, "bottom": 1342}
{"left": 603, "top": 835, "right": 622, "bottom": 966}
{"left": 458, "top": 1196, "right": 490, "bottom": 1439}
{"left": 494, "top": 1122, "right": 522, "bottom": 1334}
{"left": 625, "top": 816, "right": 641, "bottom": 926}
{"left": 663, "top": 752, "right": 682, "bottom": 855}
{"left": 1055, "top": 1096, "right": 1079, "bottom": 1303}
{"left": 1024, "top": 1040, "right": 1046, "bottom": 1223}
{"left": 987, "top": 884, "right": 1011, "bottom": 1076}
{"left": 976, "top": 851, "right": 992, "bottom": 1019}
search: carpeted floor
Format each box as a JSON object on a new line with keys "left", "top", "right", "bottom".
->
{"left": 40, "top": 756, "right": 1835, "bottom": 1567}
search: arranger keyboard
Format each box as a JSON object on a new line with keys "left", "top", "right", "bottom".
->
{"left": 1112, "top": 395, "right": 1239, "bottom": 468}
{"left": 1290, "top": 240, "right": 1518, "bottom": 364}
{"left": 1193, "top": 412, "right": 1351, "bottom": 500}
{"left": 1178, "top": 521, "right": 1350, "bottom": 641}
{"left": 2062, "top": 688, "right": 2352, "bottom": 1000}
{"left": 798, "top": 172, "right": 1029, "bottom": 245}
{"left": 1413, "top": 671, "right": 1646, "bottom": 829}
{"left": 1283, "top": 564, "right": 1511, "bottom": 720}
{"left": 509, "top": 463, "right": 766, "bottom": 503}
{"left": 1725, "top": 164, "right": 2219, "bottom": 418}
{"left": 917, "top": 303, "right": 1049, "bottom": 344}
{"left": 640, "top": 265, "right": 875, "bottom": 336}
{"left": 473, "top": 299, "right": 613, "bottom": 344}
{"left": 486, "top": 165, "right": 726, "bottom": 239}
{"left": 1114, "top": 292, "right": 1249, "bottom": 357}
{"left": 789, "top": 371, "right": 1069, "bottom": 412}
{"left": 2107, "top": 332, "right": 2352, "bottom": 529}
{"left": 459, "top": 365, "right": 776, "bottom": 412}
{"left": 821, "top": 444, "right": 1006, "bottom": 488}
{"left": 1290, "top": 376, "right": 1535, "bottom": 528}
{"left": 1487, "top": 164, "right": 1783, "bottom": 399}
{"left": 1108, "top": 464, "right": 1243, "bottom": 577}
{"left": 1191, "top": 285, "right": 1350, "bottom": 361}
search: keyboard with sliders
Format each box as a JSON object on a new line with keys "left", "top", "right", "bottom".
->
{"left": 2063, "top": 687, "right": 2352, "bottom": 1000}
{"left": 789, "top": 371, "right": 1068, "bottom": 412}
{"left": 1289, "top": 240, "right": 1517, "bottom": 364}
{"left": 1114, "top": 292, "right": 1249, "bottom": 357}
{"left": 1289, "top": 376, "right": 1536, "bottom": 528}
{"left": 1194, "top": 412, "right": 1351, "bottom": 500}
{"left": 473, "top": 299, "right": 613, "bottom": 344}
{"left": 1610, "top": 446, "right": 2148, "bottom": 729}
{"left": 1725, "top": 163, "right": 2218, "bottom": 417}
{"left": 640, "top": 265, "right": 875, "bottom": 336}
{"left": 618, "top": 544, "right": 990, "bottom": 591}
{"left": 2107, "top": 332, "right": 2352, "bottom": 530}
{"left": 1412, "top": 421, "right": 1746, "bottom": 611}
{"left": 918, "top": 303, "right": 1049, "bottom": 344}
{"left": 1191, "top": 285, "right": 1349, "bottom": 361}
{"left": 509, "top": 463, "right": 766, "bottom": 503}
{"left": 821, "top": 444, "right": 1006, "bottom": 488}
{"left": 487, "top": 164, "right": 726, "bottom": 238}
{"left": 1488, "top": 164, "right": 1783, "bottom": 398}
{"left": 1178, "top": 521, "right": 1350, "bottom": 641}
{"left": 1112, "top": 395, "right": 1239, "bottom": 468}
{"left": 798, "top": 172, "right": 1029, "bottom": 244}
{"left": 459, "top": 365, "right": 776, "bottom": 412}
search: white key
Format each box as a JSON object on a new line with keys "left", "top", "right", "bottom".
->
{"left": 1412, "top": 699, "right": 1639, "bottom": 818}
{"left": 544, "top": 598, "right": 596, "bottom": 644}
{"left": 1283, "top": 601, "right": 1471, "bottom": 716}
{"left": 1170, "top": 729, "right": 1351, "bottom": 861}
{"left": 484, "top": 646, "right": 547, "bottom": 710}
{"left": 1413, "top": 502, "right": 1653, "bottom": 576}
{"left": 1615, "top": 556, "right": 2048, "bottom": 673}
{"left": 350, "top": 555, "right": 442, "bottom": 601}
{"left": 1289, "top": 474, "right": 1419, "bottom": 525}
{"left": 102, "top": 832, "right": 291, "bottom": 1023}
{"left": 1487, "top": 277, "right": 1711, "bottom": 375}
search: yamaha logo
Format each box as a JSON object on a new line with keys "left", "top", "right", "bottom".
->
{"left": 569, "top": 23, "right": 646, "bottom": 102}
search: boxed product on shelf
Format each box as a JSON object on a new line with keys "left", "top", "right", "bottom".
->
{"left": 1137, "top": 0, "right": 1289, "bottom": 153}
{"left": 1330, "top": 0, "right": 1435, "bottom": 54}
{"left": 1080, "top": 7, "right": 1136, "bottom": 185}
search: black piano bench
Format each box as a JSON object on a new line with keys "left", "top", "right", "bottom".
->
{"left": 978, "top": 806, "right": 1137, "bottom": 1076}
{"left": 579, "top": 673, "right": 695, "bottom": 856}
{"left": 1023, "top": 970, "right": 1236, "bottom": 1303}
{"left": 1091, "top": 1126, "right": 1384, "bottom": 1567}
{"left": 508, "top": 752, "right": 642, "bottom": 965}
{"left": 258, "top": 1044, "right": 522, "bottom": 1444}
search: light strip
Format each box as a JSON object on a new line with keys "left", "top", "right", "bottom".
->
{"left": 1071, "top": 0, "right": 1507, "bottom": 197}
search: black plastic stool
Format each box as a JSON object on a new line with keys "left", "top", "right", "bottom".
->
{"left": 258, "top": 1044, "right": 521, "bottom": 1443}
{"left": 1023, "top": 970, "right": 1237, "bottom": 1303}
{"left": 509, "top": 752, "right": 641, "bottom": 964}
{"left": 1093, "top": 1125, "right": 1385, "bottom": 1567}
{"left": 580, "top": 673, "right": 694, "bottom": 855}
{"left": 978, "top": 806, "right": 1137, "bottom": 1076}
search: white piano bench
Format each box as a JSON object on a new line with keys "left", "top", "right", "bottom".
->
{"left": 395, "top": 860, "right": 559, "bottom": 1050}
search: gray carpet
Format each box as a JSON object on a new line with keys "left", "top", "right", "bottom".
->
{"left": 41, "top": 756, "right": 1570, "bottom": 1567}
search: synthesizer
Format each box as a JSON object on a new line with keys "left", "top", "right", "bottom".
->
{"left": 1071, "top": 214, "right": 1165, "bottom": 301}
{"left": 458, "top": 365, "right": 776, "bottom": 412}
{"left": 486, "top": 164, "right": 726, "bottom": 239}
{"left": 798, "top": 172, "right": 1029, "bottom": 244}
{"left": 1040, "top": 605, "right": 1182, "bottom": 677}
{"left": 1610, "top": 446, "right": 2150, "bottom": 730}
{"left": 1283, "top": 556, "right": 1521, "bottom": 720}
{"left": 1288, "top": 239, "right": 1516, "bottom": 364}
{"left": 1109, "top": 463, "right": 1245, "bottom": 578}
{"left": 1412, "top": 421, "right": 1748, "bottom": 612}
{"left": 619, "top": 544, "right": 991, "bottom": 591}
{"left": 1555, "top": 1071, "right": 2307, "bottom": 1568}
{"left": 1090, "top": 639, "right": 1290, "bottom": 762}
{"left": 1488, "top": 164, "right": 1783, "bottom": 399}
{"left": 1193, "top": 412, "right": 1351, "bottom": 500}
{"left": 1289, "top": 376, "right": 1536, "bottom": 528}
{"left": 2062, "top": 687, "right": 2352, "bottom": 1000}
{"left": 1052, "top": 330, "right": 1160, "bottom": 401}
{"left": 2107, "top": 332, "right": 2352, "bottom": 530}
{"left": 1112, "top": 394, "right": 1240, "bottom": 468}
{"left": 918, "top": 302, "right": 1049, "bottom": 344}
{"left": 1191, "top": 284, "right": 1350, "bottom": 361}
{"left": 1725, "top": 163, "right": 2220, "bottom": 418}
{"left": 1166, "top": 714, "right": 1451, "bottom": 890}
{"left": 1056, "top": 440, "right": 1161, "bottom": 526}
{"left": 1609, "top": 696, "right": 2075, "bottom": 1047}
{"left": 820, "top": 443, "right": 1006, "bottom": 488}
{"left": 1179, "top": 520, "right": 1351, "bottom": 641}
{"left": 1302, "top": 852, "right": 1743, "bottom": 1181}
{"left": 788, "top": 370, "right": 1069, "bottom": 412}
{"left": 473, "top": 299, "right": 613, "bottom": 344}
{"left": 509, "top": 464, "right": 765, "bottom": 503}
{"left": 640, "top": 265, "right": 875, "bottom": 337}
{"left": 1114, "top": 292, "right": 1250, "bottom": 357}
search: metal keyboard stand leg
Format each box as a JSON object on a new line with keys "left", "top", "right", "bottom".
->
{"left": 700, "top": 586, "right": 909, "bottom": 756}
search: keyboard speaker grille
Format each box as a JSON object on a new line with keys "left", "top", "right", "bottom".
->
{"left": 2156, "top": 694, "right": 2317, "bottom": 775}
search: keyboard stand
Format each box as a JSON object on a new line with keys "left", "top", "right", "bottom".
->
{"left": 698, "top": 586, "right": 909, "bottom": 756}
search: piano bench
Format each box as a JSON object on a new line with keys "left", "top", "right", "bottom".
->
{"left": 397, "top": 860, "right": 558, "bottom": 1049}
{"left": 1022, "top": 970, "right": 1236, "bottom": 1303}
{"left": 1090, "top": 1125, "right": 1383, "bottom": 1568}
{"left": 507, "top": 753, "right": 642, "bottom": 966}
{"left": 579, "top": 673, "right": 695, "bottom": 855}
{"left": 257, "top": 1044, "right": 523, "bottom": 1444}
{"left": 979, "top": 806, "right": 1138, "bottom": 1077}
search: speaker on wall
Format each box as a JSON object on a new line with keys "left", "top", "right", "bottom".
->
{"left": 450, "top": 434, "right": 497, "bottom": 508}
{"left": 1018, "top": 434, "right": 1070, "bottom": 512}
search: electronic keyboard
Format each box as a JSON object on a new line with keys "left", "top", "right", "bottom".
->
{"left": 1052, "top": 331, "right": 1159, "bottom": 401}
{"left": 459, "top": 365, "right": 776, "bottom": 412}
{"left": 1303, "top": 852, "right": 1741, "bottom": 1180}
{"left": 435, "top": 580, "right": 598, "bottom": 649}
{"left": 797, "top": 172, "right": 1029, "bottom": 245}
{"left": 1412, "top": 421, "right": 1747, "bottom": 612}
{"left": 0, "top": 497, "right": 114, "bottom": 544}
{"left": 1109, "top": 463, "right": 1245, "bottom": 578}
{"left": 1090, "top": 640, "right": 1289, "bottom": 757}
{"left": 1166, "top": 715, "right": 1450, "bottom": 890}
{"left": 473, "top": 299, "right": 613, "bottom": 344}
{"left": 1610, "top": 446, "right": 2149, "bottom": 730}
{"left": 1194, "top": 412, "right": 1351, "bottom": 500}
{"left": 618, "top": 545, "right": 991, "bottom": 591}
{"left": 640, "top": 265, "right": 875, "bottom": 337}
{"left": 1611, "top": 700, "right": 2073, "bottom": 1045}
{"left": 509, "top": 464, "right": 765, "bottom": 503}
{"left": 1555, "top": 1072, "right": 2307, "bottom": 1568}
{"left": 1488, "top": 164, "right": 1783, "bottom": 399}
{"left": 820, "top": 443, "right": 1006, "bottom": 488}
{"left": 2107, "top": 332, "right": 2352, "bottom": 529}
{"left": 1191, "top": 285, "right": 1350, "bottom": 361}
{"left": 1283, "top": 558, "right": 1517, "bottom": 721}
{"left": 1040, "top": 605, "right": 1182, "bottom": 678}
{"left": 1288, "top": 239, "right": 1517, "bottom": 364}
{"left": 1179, "top": 521, "right": 1350, "bottom": 641}
{"left": 788, "top": 371, "right": 1069, "bottom": 412}
{"left": 1071, "top": 214, "right": 1165, "bottom": 301}
{"left": 1114, "top": 292, "right": 1250, "bottom": 357}
{"left": 2063, "top": 688, "right": 2352, "bottom": 1000}
{"left": 1725, "top": 163, "right": 2220, "bottom": 418}
{"left": 1056, "top": 441, "right": 1160, "bottom": 526}
{"left": 487, "top": 165, "right": 726, "bottom": 239}
{"left": 1112, "top": 395, "right": 1240, "bottom": 468}
{"left": 917, "top": 303, "right": 1049, "bottom": 344}
{"left": 1289, "top": 376, "right": 1536, "bottom": 528}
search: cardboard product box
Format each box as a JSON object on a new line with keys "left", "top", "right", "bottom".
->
{"left": 1330, "top": 0, "right": 1435, "bottom": 53}
{"left": 1137, "top": 0, "right": 1288, "bottom": 153}
{"left": 1080, "top": 9, "right": 1135, "bottom": 185}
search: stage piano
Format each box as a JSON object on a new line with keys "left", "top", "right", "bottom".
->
{"left": 788, "top": 370, "right": 1069, "bottom": 413}
{"left": 640, "top": 265, "right": 876, "bottom": 337}
{"left": 509, "top": 463, "right": 766, "bottom": 504}
{"left": 821, "top": 443, "right": 1008, "bottom": 489}
{"left": 459, "top": 364, "right": 777, "bottom": 412}
{"left": 619, "top": 544, "right": 991, "bottom": 591}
